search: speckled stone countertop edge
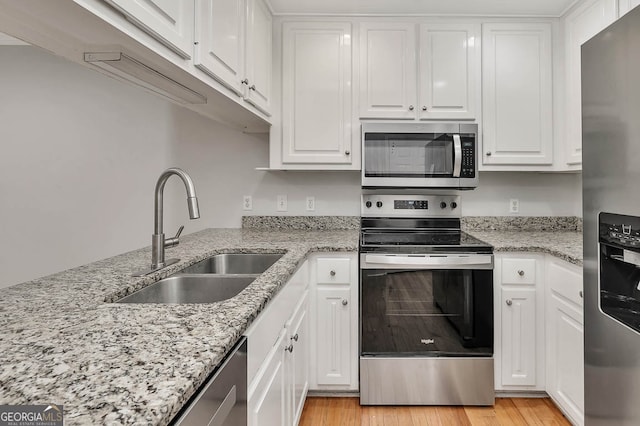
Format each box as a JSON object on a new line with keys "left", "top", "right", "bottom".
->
{"left": 0, "top": 228, "right": 359, "bottom": 426}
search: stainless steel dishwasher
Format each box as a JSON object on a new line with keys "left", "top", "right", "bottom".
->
{"left": 172, "top": 337, "right": 247, "bottom": 426}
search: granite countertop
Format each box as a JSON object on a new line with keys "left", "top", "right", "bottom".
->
{"left": 0, "top": 228, "right": 359, "bottom": 425}
{"left": 465, "top": 229, "right": 583, "bottom": 266}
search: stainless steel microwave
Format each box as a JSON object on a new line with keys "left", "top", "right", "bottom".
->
{"left": 361, "top": 122, "right": 478, "bottom": 189}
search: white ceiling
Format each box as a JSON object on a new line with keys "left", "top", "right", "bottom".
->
{"left": 267, "top": 0, "right": 579, "bottom": 17}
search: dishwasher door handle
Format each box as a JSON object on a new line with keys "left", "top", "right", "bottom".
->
{"left": 362, "top": 254, "right": 493, "bottom": 270}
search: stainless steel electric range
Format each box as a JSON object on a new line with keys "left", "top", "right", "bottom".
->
{"left": 359, "top": 193, "right": 494, "bottom": 406}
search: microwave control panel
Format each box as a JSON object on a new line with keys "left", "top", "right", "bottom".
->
{"left": 461, "top": 140, "right": 475, "bottom": 178}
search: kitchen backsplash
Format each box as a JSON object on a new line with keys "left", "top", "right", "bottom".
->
{"left": 242, "top": 216, "right": 360, "bottom": 230}
{"left": 462, "top": 216, "right": 582, "bottom": 232}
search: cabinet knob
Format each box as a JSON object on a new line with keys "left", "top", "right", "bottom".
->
{"left": 285, "top": 344, "right": 293, "bottom": 353}
{"left": 330, "top": 270, "right": 336, "bottom": 276}
{"left": 517, "top": 270, "right": 525, "bottom": 276}
{"left": 345, "top": 150, "right": 350, "bottom": 156}
{"left": 241, "top": 78, "right": 249, "bottom": 85}
{"left": 506, "top": 299, "right": 513, "bottom": 306}
{"left": 342, "top": 299, "right": 348, "bottom": 306}
{"left": 249, "top": 85, "right": 256, "bottom": 91}
{"left": 579, "top": 290, "right": 583, "bottom": 298}
{"left": 486, "top": 152, "right": 492, "bottom": 156}
{"left": 292, "top": 333, "right": 299, "bottom": 342}
{"left": 422, "top": 106, "right": 427, "bottom": 111}
{"left": 409, "top": 105, "right": 415, "bottom": 111}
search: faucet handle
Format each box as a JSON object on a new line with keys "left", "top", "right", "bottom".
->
{"left": 165, "top": 225, "right": 184, "bottom": 248}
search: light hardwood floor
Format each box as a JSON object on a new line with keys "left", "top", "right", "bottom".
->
{"left": 299, "top": 397, "right": 571, "bottom": 425}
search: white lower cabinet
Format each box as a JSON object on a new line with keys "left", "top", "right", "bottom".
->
{"left": 496, "top": 253, "right": 584, "bottom": 423}
{"left": 246, "top": 263, "right": 309, "bottom": 426}
{"left": 495, "top": 254, "right": 546, "bottom": 391}
{"left": 309, "top": 253, "right": 359, "bottom": 391}
{"left": 546, "top": 257, "right": 584, "bottom": 426}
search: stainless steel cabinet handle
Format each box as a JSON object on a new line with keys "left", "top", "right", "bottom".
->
{"left": 409, "top": 105, "right": 414, "bottom": 111}
{"left": 518, "top": 270, "right": 525, "bottom": 276}
{"left": 285, "top": 344, "right": 293, "bottom": 353}
{"left": 506, "top": 299, "right": 513, "bottom": 306}
{"left": 342, "top": 299, "right": 348, "bottom": 306}
{"left": 422, "top": 106, "right": 427, "bottom": 111}
{"left": 249, "top": 85, "right": 256, "bottom": 91}
{"left": 345, "top": 150, "right": 350, "bottom": 156}
{"left": 241, "top": 79, "right": 249, "bottom": 85}
{"left": 486, "top": 152, "right": 492, "bottom": 156}
{"left": 292, "top": 333, "right": 299, "bottom": 342}
{"left": 330, "top": 270, "right": 336, "bottom": 276}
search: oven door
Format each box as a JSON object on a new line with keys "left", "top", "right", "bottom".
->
{"left": 360, "top": 253, "right": 493, "bottom": 357}
{"left": 361, "top": 123, "right": 478, "bottom": 189}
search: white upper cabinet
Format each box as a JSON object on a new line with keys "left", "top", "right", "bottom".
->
{"left": 245, "top": 0, "right": 273, "bottom": 115}
{"left": 103, "top": 0, "right": 194, "bottom": 59}
{"left": 194, "top": 0, "right": 246, "bottom": 95}
{"left": 564, "top": 0, "right": 617, "bottom": 166}
{"left": 619, "top": 0, "right": 640, "bottom": 16}
{"left": 482, "top": 23, "right": 553, "bottom": 165}
{"left": 359, "top": 23, "right": 417, "bottom": 119}
{"left": 281, "top": 22, "right": 353, "bottom": 164}
{"left": 359, "top": 21, "right": 479, "bottom": 120}
{"left": 418, "top": 23, "right": 479, "bottom": 119}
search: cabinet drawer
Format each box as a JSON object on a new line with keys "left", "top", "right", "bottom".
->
{"left": 547, "top": 258, "right": 583, "bottom": 307}
{"left": 502, "top": 258, "right": 537, "bottom": 285}
{"left": 316, "top": 258, "right": 351, "bottom": 284}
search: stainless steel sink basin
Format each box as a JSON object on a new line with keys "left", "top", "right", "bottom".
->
{"left": 177, "top": 253, "right": 282, "bottom": 275}
{"left": 116, "top": 275, "right": 256, "bottom": 304}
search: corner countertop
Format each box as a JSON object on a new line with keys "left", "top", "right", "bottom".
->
{"left": 467, "top": 230, "right": 583, "bottom": 266}
{"left": 0, "top": 228, "right": 359, "bottom": 425}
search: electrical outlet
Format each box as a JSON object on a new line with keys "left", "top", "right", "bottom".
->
{"left": 243, "top": 195, "right": 252, "bottom": 211}
{"left": 306, "top": 196, "right": 315, "bottom": 211}
{"left": 277, "top": 195, "right": 287, "bottom": 212}
{"left": 509, "top": 198, "right": 520, "bottom": 214}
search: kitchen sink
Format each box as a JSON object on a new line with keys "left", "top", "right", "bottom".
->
{"left": 116, "top": 275, "right": 256, "bottom": 304}
{"left": 177, "top": 253, "right": 282, "bottom": 275}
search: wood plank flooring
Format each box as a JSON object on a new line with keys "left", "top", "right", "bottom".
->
{"left": 299, "top": 397, "right": 571, "bottom": 426}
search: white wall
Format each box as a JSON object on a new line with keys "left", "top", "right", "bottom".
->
{"left": 0, "top": 46, "right": 581, "bottom": 288}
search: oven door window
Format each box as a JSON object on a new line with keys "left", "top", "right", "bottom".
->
{"left": 361, "top": 268, "right": 493, "bottom": 357}
{"left": 364, "top": 133, "right": 454, "bottom": 178}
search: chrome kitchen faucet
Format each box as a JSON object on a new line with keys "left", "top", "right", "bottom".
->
{"left": 133, "top": 167, "right": 200, "bottom": 276}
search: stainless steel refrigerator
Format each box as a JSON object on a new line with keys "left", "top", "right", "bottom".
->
{"left": 583, "top": 6, "right": 640, "bottom": 425}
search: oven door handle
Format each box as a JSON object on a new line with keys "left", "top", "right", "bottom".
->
{"left": 453, "top": 134, "right": 462, "bottom": 178}
{"left": 362, "top": 254, "right": 493, "bottom": 270}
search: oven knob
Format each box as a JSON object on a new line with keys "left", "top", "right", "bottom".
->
{"left": 451, "top": 201, "right": 458, "bottom": 209}
{"left": 440, "top": 202, "right": 447, "bottom": 209}
{"left": 365, "top": 201, "right": 372, "bottom": 208}
{"left": 376, "top": 201, "right": 383, "bottom": 208}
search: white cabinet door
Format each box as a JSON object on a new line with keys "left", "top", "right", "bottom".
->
{"left": 547, "top": 293, "right": 584, "bottom": 426}
{"left": 418, "top": 23, "right": 479, "bottom": 120}
{"left": 286, "top": 292, "right": 309, "bottom": 426}
{"left": 359, "top": 22, "right": 417, "bottom": 119}
{"left": 315, "top": 287, "right": 352, "bottom": 386}
{"left": 501, "top": 287, "right": 537, "bottom": 386}
{"left": 546, "top": 257, "right": 584, "bottom": 425}
{"left": 103, "top": 0, "right": 194, "bottom": 58}
{"left": 619, "top": 0, "right": 640, "bottom": 16}
{"left": 249, "top": 329, "right": 287, "bottom": 426}
{"left": 194, "top": 0, "right": 245, "bottom": 95}
{"left": 245, "top": 0, "right": 272, "bottom": 115}
{"left": 482, "top": 23, "right": 553, "bottom": 165}
{"left": 564, "top": 0, "right": 617, "bottom": 165}
{"left": 282, "top": 22, "right": 353, "bottom": 164}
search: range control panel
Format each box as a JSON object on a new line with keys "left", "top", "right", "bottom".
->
{"left": 362, "top": 194, "right": 461, "bottom": 218}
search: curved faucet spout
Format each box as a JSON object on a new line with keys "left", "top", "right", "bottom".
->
{"left": 154, "top": 168, "right": 200, "bottom": 235}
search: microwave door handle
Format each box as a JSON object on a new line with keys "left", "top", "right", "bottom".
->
{"left": 453, "top": 134, "right": 462, "bottom": 178}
